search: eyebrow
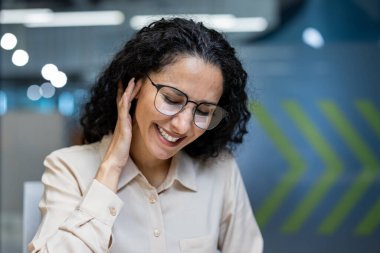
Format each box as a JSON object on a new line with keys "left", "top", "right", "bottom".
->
{"left": 148, "top": 75, "right": 219, "bottom": 105}
{"left": 168, "top": 83, "right": 219, "bottom": 105}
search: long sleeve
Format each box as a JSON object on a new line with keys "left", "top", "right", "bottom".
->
{"left": 218, "top": 158, "right": 264, "bottom": 253}
{"left": 28, "top": 152, "right": 123, "bottom": 253}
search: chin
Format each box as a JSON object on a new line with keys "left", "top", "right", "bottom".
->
{"left": 150, "top": 146, "right": 178, "bottom": 160}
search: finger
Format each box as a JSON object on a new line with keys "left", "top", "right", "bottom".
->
{"left": 122, "top": 78, "right": 136, "bottom": 103}
{"left": 117, "top": 80, "right": 124, "bottom": 103}
{"left": 116, "top": 79, "right": 131, "bottom": 116}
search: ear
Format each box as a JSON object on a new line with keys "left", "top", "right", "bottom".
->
{"left": 133, "top": 78, "right": 142, "bottom": 99}
{"left": 134, "top": 88, "right": 140, "bottom": 99}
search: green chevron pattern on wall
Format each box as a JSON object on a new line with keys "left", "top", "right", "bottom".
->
{"left": 249, "top": 100, "right": 380, "bottom": 235}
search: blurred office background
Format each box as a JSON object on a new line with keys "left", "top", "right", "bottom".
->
{"left": 1, "top": 0, "right": 379, "bottom": 252}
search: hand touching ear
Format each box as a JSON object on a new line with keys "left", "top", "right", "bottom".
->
{"left": 96, "top": 78, "right": 142, "bottom": 192}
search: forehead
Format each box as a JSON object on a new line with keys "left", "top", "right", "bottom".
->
{"left": 151, "top": 56, "right": 224, "bottom": 103}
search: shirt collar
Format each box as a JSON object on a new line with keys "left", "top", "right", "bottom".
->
{"left": 172, "top": 151, "right": 198, "bottom": 192}
{"left": 99, "top": 135, "right": 198, "bottom": 192}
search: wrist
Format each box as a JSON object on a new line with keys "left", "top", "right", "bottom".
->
{"left": 95, "top": 162, "right": 124, "bottom": 192}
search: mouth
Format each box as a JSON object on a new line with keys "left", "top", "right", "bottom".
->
{"left": 156, "top": 124, "right": 183, "bottom": 144}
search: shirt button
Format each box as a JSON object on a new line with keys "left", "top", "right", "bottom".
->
{"left": 153, "top": 229, "right": 160, "bottom": 237}
{"left": 109, "top": 207, "right": 117, "bottom": 216}
{"left": 149, "top": 195, "right": 157, "bottom": 204}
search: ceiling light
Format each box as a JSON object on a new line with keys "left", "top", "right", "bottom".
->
{"left": 0, "top": 9, "right": 52, "bottom": 24}
{"left": 40, "top": 82, "right": 56, "bottom": 98}
{"left": 41, "top": 64, "right": 59, "bottom": 81}
{"left": 58, "top": 92, "right": 75, "bottom": 116}
{"left": 27, "top": 85, "right": 42, "bottom": 101}
{"left": 50, "top": 71, "right": 67, "bottom": 88}
{"left": 0, "top": 9, "right": 125, "bottom": 27}
{"left": 303, "top": 27, "right": 324, "bottom": 49}
{"left": 12, "top": 49, "right": 29, "bottom": 66}
{"left": 1, "top": 33, "right": 18, "bottom": 50}
{"left": 130, "top": 14, "right": 268, "bottom": 33}
{"left": 0, "top": 91, "right": 7, "bottom": 115}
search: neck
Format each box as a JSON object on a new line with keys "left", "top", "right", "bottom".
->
{"left": 130, "top": 128, "right": 171, "bottom": 188}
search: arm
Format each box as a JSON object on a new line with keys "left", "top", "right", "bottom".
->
{"left": 28, "top": 154, "right": 123, "bottom": 253}
{"left": 218, "top": 158, "right": 264, "bottom": 253}
{"left": 29, "top": 78, "right": 142, "bottom": 252}
{"left": 95, "top": 78, "right": 142, "bottom": 192}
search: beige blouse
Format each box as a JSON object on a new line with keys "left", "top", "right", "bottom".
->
{"left": 28, "top": 135, "right": 263, "bottom": 253}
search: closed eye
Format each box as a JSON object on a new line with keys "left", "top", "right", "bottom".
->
{"left": 195, "top": 108, "right": 211, "bottom": 116}
{"left": 163, "top": 95, "right": 183, "bottom": 105}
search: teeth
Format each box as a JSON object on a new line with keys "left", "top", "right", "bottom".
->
{"left": 158, "top": 126, "right": 180, "bottom": 142}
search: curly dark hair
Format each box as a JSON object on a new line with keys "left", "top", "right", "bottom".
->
{"left": 80, "top": 18, "right": 250, "bottom": 159}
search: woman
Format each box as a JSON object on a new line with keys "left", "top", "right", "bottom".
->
{"left": 29, "top": 18, "right": 263, "bottom": 252}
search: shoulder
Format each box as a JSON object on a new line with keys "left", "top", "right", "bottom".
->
{"left": 189, "top": 150, "right": 240, "bottom": 182}
{"left": 47, "top": 142, "right": 100, "bottom": 160}
{"left": 46, "top": 142, "right": 101, "bottom": 167}
{"left": 200, "top": 150, "right": 239, "bottom": 173}
{"left": 43, "top": 142, "right": 102, "bottom": 188}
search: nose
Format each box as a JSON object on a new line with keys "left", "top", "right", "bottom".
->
{"left": 170, "top": 105, "right": 194, "bottom": 135}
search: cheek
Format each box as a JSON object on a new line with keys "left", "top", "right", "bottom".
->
{"left": 134, "top": 99, "right": 151, "bottom": 131}
{"left": 134, "top": 89, "right": 154, "bottom": 118}
{"left": 134, "top": 98, "right": 162, "bottom": 130}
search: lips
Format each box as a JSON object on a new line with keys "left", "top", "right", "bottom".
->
{"left": 157, "top": 125, "right": 181, "bottom": 143}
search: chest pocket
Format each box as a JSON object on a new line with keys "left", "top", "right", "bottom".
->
{"left": 179, "top": 235, "right": 216, "bottom": 253}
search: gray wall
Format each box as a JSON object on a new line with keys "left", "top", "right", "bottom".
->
{"left": 1, "top": 111, "right": 65, "bottom": 212}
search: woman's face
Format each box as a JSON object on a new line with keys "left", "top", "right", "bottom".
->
{"left": 132, "top": 55, "right": 224, "bottom": 160}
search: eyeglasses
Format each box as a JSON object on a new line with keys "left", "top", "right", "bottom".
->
{"left": 146, "top": 74, "right": 227, "bottom": 130}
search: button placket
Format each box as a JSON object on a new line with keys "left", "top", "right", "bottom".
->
{"left": 145, "top": 189, "right": 167, "bottom": 251}
{"left": 147, "top": 191, "right": 162, "bottom": 236}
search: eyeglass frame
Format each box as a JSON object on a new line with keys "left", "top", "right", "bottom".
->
{"left": 145, "top": 74, "right": 228, "bottom": 130}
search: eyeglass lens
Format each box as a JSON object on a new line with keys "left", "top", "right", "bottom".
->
{"left": 154, "top": 86, "right": 226, "bottom": 130}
